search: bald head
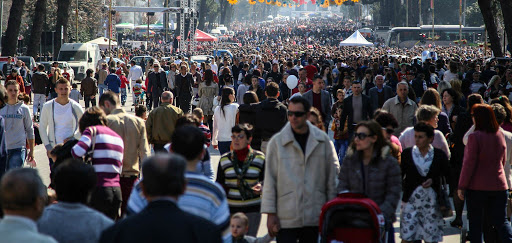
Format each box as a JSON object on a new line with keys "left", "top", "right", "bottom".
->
{"left": 0, "top": 168, "right": 46, "bottom": 219}
{"left": 161, "top": 91, "right": 173, "bottom": 102}
{"left": 141, "top": 154, "right": 187, "bottom": 200}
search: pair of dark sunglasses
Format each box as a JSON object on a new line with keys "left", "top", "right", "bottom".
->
{"left": 287, "top": 111, "right": 307, "bottom": 117}
{"left": 354, "top": 132, "right": 374, "bottom": 140}
{"left": 382, "top": 127, "right": 394, "bottom": 134}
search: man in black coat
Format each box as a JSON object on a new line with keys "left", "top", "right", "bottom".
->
{"left": 339, "top": 81, "right": 374, "bottom": 139}
{"left": 175, "top": 65, "right": 194, "bottom": 113}
{"left": 368, "top": 75, "right": 394, "bottom": 109}
{"left": 255, "top": 82, "right": 288, "bottom": 153}
{"left": 99, "top": 154, "right": 222, "bottom": 243}
{"left": 147, "top": 63, "right": 168, "bottom": 109}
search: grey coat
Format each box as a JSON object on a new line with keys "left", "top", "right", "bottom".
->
{"left": 302, "top": 89, "right": 332, "bottom": 123}
{"left": 337, "top": 146, "right": 401, "bottom": 224}
{"left": 368, "top": 85, "right": 394, "bottom": 109}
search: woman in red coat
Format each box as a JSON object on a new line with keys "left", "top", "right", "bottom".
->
{"left": 5, "top": 69, "right": 25, "bottom": 94}
{"left": 458, "top": 104, "right": 512, "bottom": 243}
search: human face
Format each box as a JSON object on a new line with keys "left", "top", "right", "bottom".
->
{"left": 336, "top": 92, "right": 345, "bottom": 101}
{"left": 298, "top": 84, "right": 305, "bottom": 93}
{"left": 375, "top": 76, "right": 384, "bottom": 86}
{"left": 288, "top": 102, "right": 308, "bottom": 131}
{"left": 231, "top": 132, "right": 251, "bottom": 150}
{"left": 55, "top": 83, "right": 71, "bottom": 98}
{"left": 308, "top": 114, "right": 320, "bottom": 127}
{"left": 426, "top": 115, "right": 439, "bottom": 128}
{"left": 381, "top": 126, "right": 394, "bottom": 140}
{"left": 414, "top": 131, "right": 433, "bottom": 150}
{"left": 313, "top": 79, "right": 324, "bottom": 91}
{"left": 180, "top": 66, "right": 187, "bottom": 74}
{"left": 230, "top": 217, "right": 247, "bottom": 238}
{"left": 442, "top": 91, "right": 453, "bottom": 105}
{"left": 299, "top": 70, "right": 307, "bottom": 80}
{"left": 354, "top": 126, "right": 377, "bottom": 152}
{"left": 153, "top": 65, "right": 159, "bottom": 72}
{"left": 343, "top": 79, "right": 351, "bottom": 89}
{"left": 351, "top": 83, "right": 362, "bottom": 96}
{"left": 397, "top": 84, "right": 408, "bottom": 100}
{"left": 251, "top": 78, "right": 259, "bottom": 87}
{"left": 6, "top": 84, "right": 19, "bottom": 102}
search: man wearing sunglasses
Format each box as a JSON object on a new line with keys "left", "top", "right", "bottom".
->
{"left": 262, "top": 96, "right": 339, "bottom": 242}
{"left": 147, "top": 63, "right": 168, "bottom": 109}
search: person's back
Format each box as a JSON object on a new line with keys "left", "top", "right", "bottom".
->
{"left": 0, "top": 216, "right": 57, "bottom": 243}
{"left": 98, "top": 69, "right": 108, "bottom": 85}
{"left": 255, "top": 98, "right": 287, "bottom": 141}
{"left": 146, "top": 102, "right": 183, "bottom": 145}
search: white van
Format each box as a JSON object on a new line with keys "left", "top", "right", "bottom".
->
{"left": 58, "top": 43, "right": 101, "bottom": 81}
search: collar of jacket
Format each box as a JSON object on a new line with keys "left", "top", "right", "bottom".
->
{"left": 111, "top": 108, "right": 125, "bottom": 115}
{"left": 345, "top": 145, "right": 391, "bottom": 162}
{"left": 279, "top": 121, "right": 328, "bottom": 156}
{"left": 393, "top": 95, "right": 414, "bottom": 106}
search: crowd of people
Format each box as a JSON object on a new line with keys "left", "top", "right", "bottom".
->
{"left": 0, "top": 16, "right": 511, "bottom": 243}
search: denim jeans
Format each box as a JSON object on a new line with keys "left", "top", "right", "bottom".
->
{"left": 33, "top": 93, "right": 46, "bottom": 116}
{"left": 121, "top": 88, "right": 127, "bottom": 105}
{"left": 466, "top": 189, "right": 512, "bottom": 243}
{"left": 7, "top": 147, "right": 26, "bottom": 170}
{"left": 84, "top": 95, "right": 96, "bottom": 108}
{"left": 98, "top": 84, "right": 108, "bottom": 96}
{"left": 218, "top": 141, "right": 231, "bottom": 156}
{"left": 334, "top": 139, "right": 350, "bottom": 165}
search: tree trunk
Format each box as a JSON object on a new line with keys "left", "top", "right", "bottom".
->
{"left": 499, "top": 0, "right": 512, "bottom": 47}
{"left": 198, "top": 0, "right": 208, "bottom": 30}
{"left": 55, "top": 0, "right": 72, "bottom": 59}
{"left": 478, "top": 0, "right": 503, "bottom": 57}
{"left": 27, "top": 0, "right": 48, "bottom": 58}
{"left": 1, "top": 0, "right": 26, "bottom": 56}
{"left": 219, "top": 0, "right": 226, "bottom": 25}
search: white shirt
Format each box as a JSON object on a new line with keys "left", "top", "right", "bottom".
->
{"left": 128, "top": 65, "right": 143, "bottom": 81}
{"left": 212, "top": 103, "right": 239, "bottom": 145}
{"left": 54, "top": 102, "right": 74, "bottom": 144}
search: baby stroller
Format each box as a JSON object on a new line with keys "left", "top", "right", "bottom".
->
{"left": 319, "top": 193, "right": 386, "bottom": 243}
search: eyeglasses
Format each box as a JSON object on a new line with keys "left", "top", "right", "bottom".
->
{"left": 354, "top": 132, "right": 373, "bottom": 140}
{"left": 382, "top": 127, "right": 394, "bottom": 134}
{"left": 231, "top": 134, "right": 246, "bottom": 140}
{"left": 287, "top": 111, "right": 307, "bottom": 117}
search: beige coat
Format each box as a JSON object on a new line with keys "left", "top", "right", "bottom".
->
{"left": 261, "top": 121, "right": 340, "bottom": 228}
{"left": 382, "top": 96, "right": 418, "bottom": 136}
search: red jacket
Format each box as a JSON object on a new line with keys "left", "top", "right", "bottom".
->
{"left": 6, "top": 75, "right": 25, "bottom": 93}
{"left": 120, "top": 75, "right": 129, "bottom": 88}
{"left": 459, "top": 130, "right": 509, "bottom": 191}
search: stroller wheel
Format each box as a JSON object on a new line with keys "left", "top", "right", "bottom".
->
{"left": 460, "top": 228, "right": 468, "bottom": 243}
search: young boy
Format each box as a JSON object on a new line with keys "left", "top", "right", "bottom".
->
{"left": 69, "top": 83, "right": 83, "bottom": 103}
{"left": 135, "top": 104, "right": 147, "bottom": 120}
{"left": 331, "top": 89, "right": 345, "bottom": 117}
{"left": 118, "top": 70, "right": 130, "bottom": 106}
{"left": 331, "top": 106, "right": 349, "bottom": 164}
{"left": 230, "top": 213, "right": 272, "bottom": 243}
{"left": 192, "top": 107, "right": 211, "bottom": 147}
{"left": 132, "top": 79, "right": 144, "bottom": 106}
{"left": 342, "top": 76, "right": 353, "bottom": 97}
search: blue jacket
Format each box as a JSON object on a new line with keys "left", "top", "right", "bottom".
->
{"left": 104, "top": 74, "right": 121, "bottom": 93}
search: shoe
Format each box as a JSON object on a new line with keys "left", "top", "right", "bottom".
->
{"left": 450, "top": 219, "right": 463, "bottom": 229}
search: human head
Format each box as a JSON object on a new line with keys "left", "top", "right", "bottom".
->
{"left": 11, "top": 69, "right": 18, "bottom": 76}
{"left": 351, "top": 81, "right": 362, "bottom": 96}
{"left": 288, "top": 96, "right": 311, "bottom": 132}
{"left": 490, "top": 96, "right": 512, "bottom": 124}
{"left": 466, "top": 93, "right": 484, "bottom": 111}
{"left": 419, "top": 88, "right": 442, "bottom": 109}
{"left": 161, "top": 91, "right": 174, "bottom": 103}
{"left": 231, "top": 123, "right": 253, "bottom": 151}
{"left": 251, "top": 75, "right": 259, "bottom": 87}
{"left": 374, "top": 75, "right": 384, "bottom": 87}
{"left": 414, "top": 122, "right": 435, "bottom": 150}
{"left": 343, "top": 77, "right": 352, "bottom": 88}
{"left": 312, "top": 76, "right": 325, "bottom": 92}
{"left": 140, "top": 154, "right": 187, "bottom": 201}
{"left": 472, "top": 104, "right": 500, "bottom": 133}
{"left": 416, "top": 105, "right": 440, "bottom": 128}
{"left": 135, "top": 104, "right": 147, "bottom": 120}
{"left": 180, "top": 65, "right": 188, "bottom": 75}
{"left": 231, "top": 212, "right": 249, "bottom": 238}
{"left": 53, "top": 159, "right": 96, "bottom": 204}
{"left": 37, "top": 64, "right": 45, "bottom": 72}
{"left": 336, "top": 89, "right": 345, "bottom": 101}
{"left": 396, "top": 81, "right": 409, "bottom": 100}
{"left": 308, "top": 107, "right": 325, "bottom": 131}
{"left": 98, "top": 91, "right": 120, "bottom": 115}
{"left": 441, "top": 88, "right": 459, "bottom": 106}
{"left": 5, "top": 80, "right": 19, "bottom": 103}
{"left": 352, "top": 120, "right": 388, "bottom": 155}
{"left": 55, "top": 78, "right": 71, "bottom": 99}
{"left": 175, "top": 114, "right": 200, "bottom": 128}
{"left": 491, "top": 103, "right": 507, "bottom": 125}
{"left": 0, "top": 168, "right": 47, "bottom": 220}
{"left": 170, "top": 126, "right": 206, "bottom": 162}
{"left": 374, "top": 109, "right": 399, "bottom": 140}
{"left": 243, "top": 91, "right": 259, "bottom": 104}
{"left": 221, "top": 87, "right": 235, "bottom": 107}
{"left": 192, "top": 108, "right": 204, "bottom": 121}
{"left": 265, "top": 82, "right": 280, "bottom": 98}
{"left": 298, "top": 68, "right": 307, "bottom": 80}
{"left": 78, "top": 106, "right": 107, "bottom": 133}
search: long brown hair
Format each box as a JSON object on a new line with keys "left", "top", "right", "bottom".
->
{"left": 419, "top": 88, "right": 442, "bottom": 109}
{"left": 349, "top": 120, "right": 390, "bottom": 162}
{"left": 472, "top": 104, "right": 500, "bottom": 133}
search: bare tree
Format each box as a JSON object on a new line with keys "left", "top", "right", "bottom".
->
{"left": 2, "top": 0, "right": 26, "bottom": 56}
{"left": 54, "top": 0, "right": 72, "bottom": 58}
{"left": 499, "top": 0, "right": 512, "bottom": 47}
{"left": 27, "top": 0, "right": 47, "bottom": 57}
{"left": 479, "top": 0, "right": 503, "bottom": 57}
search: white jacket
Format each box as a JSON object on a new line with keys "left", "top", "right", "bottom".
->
{"left": 212, "top": 103, "right": 239, "bottom": 146}
{"left": 39, "top": 99, "right": 84, "bottom": 151}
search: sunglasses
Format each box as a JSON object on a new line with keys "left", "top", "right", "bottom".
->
{"left": 382, "top": 127, "right": 394, "bottom": 134}
{"left": 354, "top": 132, "right": 373, "bottom": 140}
{"left": 287, "top": 111, "right": 307, "bottom": 117}
{"left": 231, "top": 134, "right": 246, "bottom": 140}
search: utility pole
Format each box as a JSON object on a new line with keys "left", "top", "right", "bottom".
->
{"left": 76, "top": 0, "right": 79, "bottom": 42}
{"left": 0, "top": 0, "right": 3, "bottom": 53}
{"left": 147, "top": 0, "right": 150, "bottom": 43}
{"left": 406, "top": 0, "right": 409, "bottom": 27}
{"left": 419, "top": 0, "right": 422, "bottom": 26}
{"left": 164, "top": 0, "right": 168, "bottom": 43}
{"left": 109, "top": 0, "right": 112, "bottom": 53}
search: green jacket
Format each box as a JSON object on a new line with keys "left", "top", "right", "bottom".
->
{"left": 146, "top": 102, "right": 183, "bottom": 144}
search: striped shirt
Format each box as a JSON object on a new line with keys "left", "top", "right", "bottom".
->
{"left": 127, "top": 172, "right": 231, "bottom": 243}
{"left": 216, "top": 149, "right": 265, "bottom": 213}
{"left": 72, "top": 125, "right": 124, "bottom": 187}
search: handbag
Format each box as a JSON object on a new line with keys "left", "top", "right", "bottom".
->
{"left": 438, "top": 176, "right": 453, "bottom": 218}
{"left": 84, "top": 127, "right": 97, "bottom": 165}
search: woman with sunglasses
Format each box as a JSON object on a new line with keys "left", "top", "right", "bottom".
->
{"left": 337, "top": 120, "right": 401, "bottom": 243}
{"left": 458, "top": 104, "right": 512, "bottom": 242}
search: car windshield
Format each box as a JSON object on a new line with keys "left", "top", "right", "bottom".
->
{"left": 58, "top": 51, "right": 87, "bottom": 62}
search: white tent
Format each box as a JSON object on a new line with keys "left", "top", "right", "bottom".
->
{"left": 87, "top": 37, "right": 117, "bottom": 50}
{"left": 339, "top": 30, "right": 374, "bottom": 47}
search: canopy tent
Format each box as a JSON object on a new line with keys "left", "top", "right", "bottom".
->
{"left": 87, "top": 37, "right": 118, "bottom": 50}
{"left": 115, "top": 23, "right": 135, "bottom": 29}
{"left": 339, "top": 30, "right": 374, "bottom": 47}
{"left": 177, "top": 29, "right": 218, "bottom": 42}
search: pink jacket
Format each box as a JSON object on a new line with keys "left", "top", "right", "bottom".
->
{"left": 459, "top": 130, "right": 508, "bottom": 191}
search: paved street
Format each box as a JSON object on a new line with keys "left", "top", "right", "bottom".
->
{"left": 28, "top": 89, "right": 464, "bottom": 242}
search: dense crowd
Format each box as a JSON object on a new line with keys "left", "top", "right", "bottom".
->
{"left": 0, "top": 16, "right": 511, "bottom": 243}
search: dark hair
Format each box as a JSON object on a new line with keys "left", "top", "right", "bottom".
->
{"left": 441, "top": 88, "right": 460, "bottom": 106}
{"left": 204, "top": 69, "right": 214, "bottom": 86}
{"left": 99, "top": 91, "right": 120, "bottom": 107}
{"left": 175, "top": 114, "right": 200, "bottom": 128}
{"left": 5, "top": 80, "right": 19, "bottom": 89}
{"left": 490, "top": 96, "right": 512, "bottom": 124}
{"left": 72, "top": 83, "right": 78, "bottom": 89}
{"left": 289, "top": 96, "right": 311, "bottom": 112}
{"left": 220, "top": 87, "right": 235, "bottom": 117}
{"left": 135, "top": 104, "right": 147, "bottom": 117}
{"left": 141, "top": 154, "right": 186, "bottom": 197}
{"left": 466, "top": 93, "right": 484, "bottom": 111}
{"left": 170, "top": 126, "right": 206, "bottom": 161}
{"left": 0, "top": 168, "right": 47, "bottom": 210}
{"left": 232, "top": 123, "right": 254, "bottom": 138}
{"left": 252, "top": 69, "right": 261, "bottom": 77}
{"left": 53, "top": 159, "right": 96, "bottom": 203}
{"left": 264, "top": 82, "right": 279, "bottom": 97}
{"left": 243, "top": 91, "right": 259, "bottom": 104}
{"left": 86, "top": 68, "right": 94, "bottom": 77}
{"left": 349, "top": 120, "right": 390, "bottom": 162}
{"left": 309, "top": 107, "right": 325, "bottom": 131}
{"left": 472, "top": 104, "right": 500, "bottom": 133}
{"left": 419, "top": 88, "right": 442, "bottom": 109}
{"left": 374, "top": 110, "right": 399, "bottom": 128}
{"left": 37, "top": 64, "right": 45, "bottom": 71}
{"left": 192, "top": 108, "right": 204, "bottom": 120}
{"left": 79, "top": 107, "right": 107, "bottom": 133}
{"left": 414, "top": 122, "right": 435, "bottom": 138}
{"left": 56, "top": 77, "right": 70, "bottom": 86}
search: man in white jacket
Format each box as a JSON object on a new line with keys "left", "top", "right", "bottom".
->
{"left": 39, "top": 78, "right": 84, "bottom": 167}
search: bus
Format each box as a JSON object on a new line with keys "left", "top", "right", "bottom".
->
{"left": 386, "top": 25, "right": 485, "bottom": 48}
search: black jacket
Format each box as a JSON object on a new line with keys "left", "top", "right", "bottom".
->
{"left": 31, "top": 71, "right": 49, "bottom": 94}
{"left": 401, "top": 147, "right": 449, "bottom": 203}
{"left": 175, "top": 73, "right": 193, "bottom": 99}
{"left": 238, "top": 103, "right": 262, "bottom": 150}
{"left": 339, "top": 94, "right": 374, "bottom": 137}
{"left": 147, "top": 71, "right": 168, "bottom": 96}
{"left": 255, "top": 98, "right": 288, "bottom": 141}
{"left": 99, "top": 200, "right": 222, "bottom": 243}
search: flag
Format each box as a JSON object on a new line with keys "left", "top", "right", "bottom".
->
{"left": 431, "top": 0, "right": 433, "bottom": 8}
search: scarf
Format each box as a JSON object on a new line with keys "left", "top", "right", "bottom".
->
{"left": 412, "top": 145, "right": 434, "bottom": 177}
{"left": 231, "top": 146, "right": 256, "bottom": 200}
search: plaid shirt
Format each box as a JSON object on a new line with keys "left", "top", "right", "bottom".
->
{"left": 199, "top": 123, "right": 211, "bottom": 147}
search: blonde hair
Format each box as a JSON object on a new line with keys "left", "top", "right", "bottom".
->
{"left": 231, "top": 212, "right": 249, "bottom": 227}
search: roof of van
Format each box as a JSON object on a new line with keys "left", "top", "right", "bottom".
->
{"left": 60, "top": 43, "right": 99, "bottom": 50}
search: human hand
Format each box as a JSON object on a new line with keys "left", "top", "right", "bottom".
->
{"left": 252, "top": 182, "right": 262, "bottom": 195}
{"left": 27, "top": 151, "right": 35, "bottom": 164}
{"left": 213, "top": 145, "right": 218, "bottom": 150}
{"left": 457, "top": 189, "right": 465, "bottom": 200}
{"left": 421, "top": 178, "right": 433, "bottom": 188}
{"left": 266, "top": 213, "right": 281, "bottom": 238}
{"left": 91, "top": 95, "right": 95, "bottom": 99}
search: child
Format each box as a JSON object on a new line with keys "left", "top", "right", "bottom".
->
{"left": 331, "top": 89, "right": 345, "bottom": 117}
{"left": 69, "top": 83, "right": 83, "bottom": 103}
{"left": 192, "top": 107, "right": 211, "bottom": 147}
{"left": 342, "top": 77, "right": 353, "bottom": 97}
{"left": 62, "top": 67, "right": 71, "bottom": 81}
{"left": 230, "top": 213, "right": 272, "bottom": 243}
{"left": 132, "top": 79, "right": 143, "bottom": 106}
{"left": 135, "top": 104, "right": 147, "bottom": 120}
{"left": 332, "top": 106, "right": 349, "bottom": 164}
{"left": 119, "top": 70, "right": 130, "bottom": 106}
